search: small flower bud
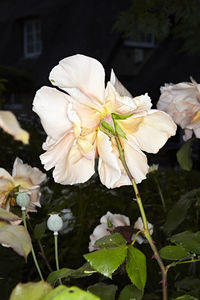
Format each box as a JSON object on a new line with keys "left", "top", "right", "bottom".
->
{"left": 16, "top": 192, "right": 30, "bottom": 209}
{"left": 47, "top": 214, "right": 63, "bottom": 233}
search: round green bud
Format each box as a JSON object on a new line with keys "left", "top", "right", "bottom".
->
{"left": 47, "top": 214, "right": 63, "bottom": 232}
{"left": 16, "top": 192, "right": 30, "bottom": 208}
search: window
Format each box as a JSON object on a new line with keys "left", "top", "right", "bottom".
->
{"left": 24, "top": 19, "right": 42, "bottom": 58}
{"left": 124, "top": 33, "right": 155, "bottom": 48}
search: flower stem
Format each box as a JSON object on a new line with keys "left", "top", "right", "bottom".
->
{"left": 54, "top": 232, "right": 62, "bottom": 285}
{"left": 115, "top": 135, "right": 167, "bottom": 300}
{"left": 22, "top": 210, "right": 44, "bottom": 281}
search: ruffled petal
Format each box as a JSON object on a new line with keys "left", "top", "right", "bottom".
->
{"left": 12, "top": 157, "right": 46, "bottom": 186}
{"left": 41, "top": 132, "right": 95, "bottom": 185}
{"left": 0, "top": 169, "right": 15, "bottom": 190}
{"left": 49, "top": 54, "right": 105, "bottom": 103}
{"left": 119, "top": 110, "right": 177, "bottom": 154}
{"left": 0, "top": 111, "right": 29, "bottom": 144}
{"left": 33, "top": 86, "right": 72, "bottom": 141}
{"left": 97, "top": 131, "right": 121, "bottom": 188}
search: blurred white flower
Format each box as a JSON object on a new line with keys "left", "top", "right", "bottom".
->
{"left": 0, "top": 111, "right": 29, "bottom": 144}
{"left": 33, "top": 54, "right": 176, "bottom": 188}
{"left": 148, "top": 164, "right": 159, "bottom": 173}
{"left": 157, "top": 79, "right": 200, "bottom": 141}
{"left": 89, "top": 212, "right": 153, "bottom": 251}
{"left": 0, "top": 158, "right": 46, "bottom": 212}
{"left": 134, "top": 217, "right": 153, "bottom": 235}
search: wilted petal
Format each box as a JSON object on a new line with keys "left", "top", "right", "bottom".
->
{"left": 33, "top": 86, "right": 72, "bottom": 141}
{"left": 97, "top": 131, "right": 121, "bottom": 188}
{"left": 49, "top": 54, "right": 105, "bottom": 103}
{"left": 0, "top": 111, "right": 29, "bottom": 144}
{"left": 12, "top": 157, "right": 46, "bottom": 186}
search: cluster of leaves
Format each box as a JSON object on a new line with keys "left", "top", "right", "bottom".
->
{"left": 114, "top": 0, "right": 200, "bottom": 54}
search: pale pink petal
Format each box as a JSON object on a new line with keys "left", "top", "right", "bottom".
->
{"left": 49, "top": 54, "right": 105, "bottom": 103}
{"left": 41, "top": 132, "right": 95, "bottom": 185}
{"left": 12, "top": 158, "right": 46, "bottom": 185}
{"left": 97, "top": 131, "right": 121, "bottom": 188}
{"left": 120, "top": 110, "right": 177, "bottom": 154}
{"left": 110, "top": 70, "right": 132, "bottom": 97}
{"left": 123, "top": 140, "right": 149, "bottom": 184}
{"left": 194, "top": 127, "right": 200, "bottom": 138}
{"left": 0, "top": 111, "right": 29, "bottom": 144}
{"left": 0, "top": 169, "right": 14, "bottom": 190}
{"left": 100, "top": 211, "right": 130, "bottom": 227}
{"left": 33, "top": 86, "right": 72, "bottom": 141}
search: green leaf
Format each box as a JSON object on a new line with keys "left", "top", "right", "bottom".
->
{"left": 164, "top": 188, "right": 200, "bottom": 234}
{"left": 0, "top": 208, "right": 21, "bottom": 223}
{"left": 95, "top": 233, "right": 126, "bottom": 249}
{"left": 47, "top": 263, "right": 95, "bottom": 285}
{"left": 9, "top": 281, "right": 52, "bottom": 300}
{"left": 159, "top": 245, "right": 190, "bottom": 260}
{"left": 126, "top": 246, "right": 146, "bottom": 291}
{"left": 119, "top": 284, "right": 143, "bottom": 300}
{"left": 170, "top": 231, "right": 200, "bottom": 254}
{"left": 174, "top": 295, "right": 199, "bottom": 300}
{"left": 84, "top": 244, "right": 127, "bottom": 279}
{"left": 100, "top": 120, "right": 115, "bottom": 135}
{"left": 175, "top": 276, "right": 200, "bottom": 291}
{"left": 43, "top": 285, "right": 100, "bottom": 300}
{"left": 176, "top": 138, "right": 194, "bottom": 171}
{"left": 0, "top": 221, "right": 32, "bottom": 259}
{"left": 34, "top": 221, "right": 47, "bottom": 240}
{"left": 112, "top": 112, "right": 133, "bottom": 120}
{"left": 88, "top": 283, "right": 117, "bottom": 300}
{"left": 114, "top": 120, "right": 126, "bottom": 139}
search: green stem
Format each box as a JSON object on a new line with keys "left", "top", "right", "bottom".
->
{"left": 115, "top": 135, "right": 167, "bottom": 300}
{"left": 166, "top": 257, "right": 200, "bottom": 271}
{"left": 22, "top": 210, "right": 44, "bottom": 281}
{"left": 54, "top": 233, "right": 62, "bottom": 285}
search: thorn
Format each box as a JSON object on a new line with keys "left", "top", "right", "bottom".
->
{"left": 152, "top": 254, "right": 156, "bottom": 259}
{"left": 160, "top": 280, "right": 168, "bottom": 287}
{"left": 137, "top": 193, "right": 141, "bottom": 198}
{"left": 152, "top": 240, "right": 156, "bottom": 244}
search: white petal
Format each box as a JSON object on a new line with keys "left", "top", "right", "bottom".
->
{"left": 49, "top": 54, "right": 105, "bottom": 103}
{"left": 100, "top": 211, "right": 130, "bottom": 227}
{"left": 123, "top": 140, "right": 148, "bottom": 184}
{"left": 0, "top": 111, "right": 29, "bottom": 144}
{"left": 12, "top": 158, "right": 46, "bottom": 185}
{"left": 97, "top": 131, "right": 121, "bottom": 188}
{"left": 110, "top": 69, "right": 132, "bottom": 97}
{"left": 89, "top": 224, "right": 109, "bottom": 252}
{"left": 41, "top": 132, "right": 95, "bottom": 185}
{"left": 33, "top": 86, "right": 72, "bottom": 141}
{"left": 183, "top": 128, "right": 193, "bottom": 141}
{"left": 0, "top": 169, "right": 15, "bottom": 190}
{"left": 123, "top": 110, "right": 177, "bottom": 154}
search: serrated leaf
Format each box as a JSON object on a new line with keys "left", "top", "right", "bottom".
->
{"left": 126, "top": 246, "right": 146, "bottom": 291}
{"left": 112, "top": 112, "right": 133, "bottom": 120}
{"left": 84, "top": 244, "right": 127, "bottom": 278}
{"left": 0, "top": 221, "right": 32, "bottom": 259}
{"left": 174, "top": 295, "right": 199, "bottom": 300}
{"left": 95, "top": 233, "right": 126, "bottom": 249}
{"left": 0, "top": 208, "right": 21, "bottom": 223}
{"left": 163, "top": 189, "right": 200, "bottom": 234}
{"left": 47, "top": 263, "right": 95, "bottom": 285}
{"left": 159, "top": 245, "right": 190, "bottom": 260}
{"left": 9, "top": 281, "right": 52, "bottom": 300}
{"left": 170, "top": 231, "right": 200, "bottom": 254}
{"left": 34, "top": 221, "right": 47, "bottom": 240}
{"left": 43, "top": 285, "right": 100, "bottom": 300}
{"left": 176, "top": 138, "right": 194, "bottom": 171}
{"left": 119, "top": 284, "right": 143, "bottom": 300}
{"left": 88, "top": 283, "right": 117, "bottom": 300}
